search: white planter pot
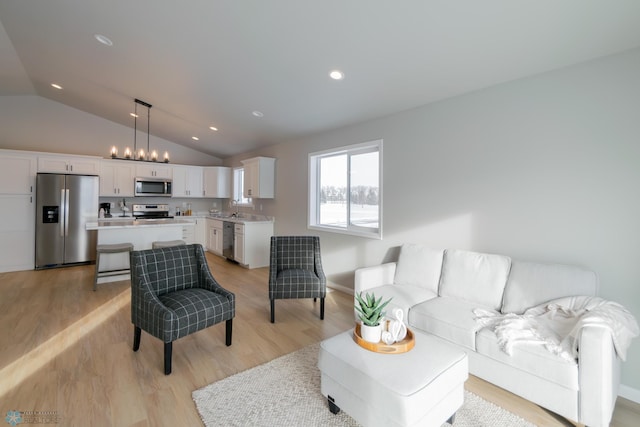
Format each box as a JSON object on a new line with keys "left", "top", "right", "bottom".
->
{"left": 360, "top": 323, "right": 382, "bottom": 343}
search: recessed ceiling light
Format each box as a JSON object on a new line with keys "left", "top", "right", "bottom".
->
{"left": 94, "top": 34, "right": 113, "bottom": 46}
{"left": 209, "top": 126, "right": 218, "bottom": 131}
{"left": 329, "top": 70, "right": 344, "bottom": 80}
{"left": 130, "top": 113, "right": 138, "bottom": 118}
{"left": 192, "top": 136, "right": 199, "bottom": 141}
{"left": 252, "top": 110, "right": 264, "bottom": 118}
{"left": 51, "top": 83, "right": 63, "bottom": 90}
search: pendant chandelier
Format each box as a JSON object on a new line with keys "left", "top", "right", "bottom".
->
{"left": 109, "top": 98, "right": 169, "bottom": 163}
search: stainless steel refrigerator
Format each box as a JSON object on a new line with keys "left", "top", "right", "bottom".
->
{"left": 35, "top": 173, "right": 99, "bottom": 269}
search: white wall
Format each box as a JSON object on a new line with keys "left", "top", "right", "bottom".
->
{"left": 0, "top": 95, "right": 223, "bottom": 166}
{"left": 226, "top": 48, "right": 640, "bottom": 391}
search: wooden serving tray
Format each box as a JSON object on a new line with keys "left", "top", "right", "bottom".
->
{"left": 353, "top": 324, "right": 415, "bottom": 354}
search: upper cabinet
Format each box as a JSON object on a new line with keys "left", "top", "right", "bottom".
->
{"left": 241, "top": 157, "right": 275, "bottom": 199}
{"left": 135, "top": 163, "right": 172, "bottom": 179}
{"left": 0, "top": 151, "right": 36, "bottom": 194}
{"left": 38, "top": 154, "right": 100, "bottom": 175}
{"left": 172, "top": 165, "right": 203, "bottom": 198}
{"left": 203, "top": 167, "right": 231, "bottom": 198}
{"left": 100, "top": 160, "right": 135, "bottom": 197}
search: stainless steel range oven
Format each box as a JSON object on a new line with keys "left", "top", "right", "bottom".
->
{"left": 132, "top": 204, "right": 173, "bottom": 219}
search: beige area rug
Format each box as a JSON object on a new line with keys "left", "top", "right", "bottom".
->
{"left": 193, "top": 343, "right": 536, "bottom": 427}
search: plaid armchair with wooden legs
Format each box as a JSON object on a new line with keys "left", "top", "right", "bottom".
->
{"left": 269, "top": 236, "right": 326, "bottom": 323}
{"left": 130, "top": 244, "right": 235, "bottom": 375}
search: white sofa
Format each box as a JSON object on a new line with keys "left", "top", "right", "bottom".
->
{"left": 355, "top": 244, "right": 623, "bottom": 427}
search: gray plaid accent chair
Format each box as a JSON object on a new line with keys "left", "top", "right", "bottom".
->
{"left": 269, "top": 236, "right": 326, "bottom": 323}
{"left": 130, "top": 244, "right": 235, "bottom": 375}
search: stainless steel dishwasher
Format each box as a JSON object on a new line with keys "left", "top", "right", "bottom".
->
{"left": 222, "top": 221, "right": 234, "bottom": 260}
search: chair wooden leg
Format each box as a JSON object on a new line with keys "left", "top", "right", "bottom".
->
{"left": 270, "top": 299, "right": 275, "bottom": 323}
{"left": 133, "top": 326, "right": 141, "bottom": 351}
{"left": 320, "top": 297, "right": 325, "bottom": 320}
{"left": 164, "top": 342, "right": 172, "bottom": 375}
{"left": 225, "top": 319, "right": 233, "bottom": 346}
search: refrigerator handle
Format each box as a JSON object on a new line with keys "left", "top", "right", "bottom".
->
{"left": 60, "top": 189, "right": 66, "bottom": 237}
{"left": 64, "top": 189, "right": 70, "bottom": 236}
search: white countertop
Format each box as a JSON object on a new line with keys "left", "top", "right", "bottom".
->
{"left": 87, "top": 218, "right": 196, "bottom": 230}
{"left": 205, "top": 214, "right": 274, "bottom": 224}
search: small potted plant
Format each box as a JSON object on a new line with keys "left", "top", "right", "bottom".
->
{"left": 355, "top": 292, "right": 393, "bottom": 343}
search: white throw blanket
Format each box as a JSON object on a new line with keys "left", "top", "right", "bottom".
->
{"left": 474, "top": 296, "right": 639, "bottom": 362}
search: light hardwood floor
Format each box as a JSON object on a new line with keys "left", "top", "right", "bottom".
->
{"left": 0, "top": 253, "right": 638, "bottom": 426}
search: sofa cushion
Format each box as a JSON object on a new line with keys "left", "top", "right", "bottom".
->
{"left": 394, "top": 244, "right": 444, "bottom": 294}
{"left": 360, "top": 284, "right": 437, "bottom": 322}
{"left": 501, "top": 260, "right": 598, "bottom": 314}
{"left": 439, "top": 249, "right": 511, "bottom": 310}
{"left": 409, "top": 296, "right": 492, "bottom": 350}
{"left": 475, "top": 328, "right": 579, "bottom": 390}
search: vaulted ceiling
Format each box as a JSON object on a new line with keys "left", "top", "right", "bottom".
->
{"left": 1, "top": 1, "right": 640, "bottom": 158}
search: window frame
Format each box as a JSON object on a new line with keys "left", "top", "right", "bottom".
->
{"left": 308, "top": 139, "right": 383, "bottom": 239}
{"left": 232, "top": 167, "right": 253, "bottom": 207}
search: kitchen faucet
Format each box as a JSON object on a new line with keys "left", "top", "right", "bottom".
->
{"left": 230, "top": 199, "right": 239, "bottom": 217}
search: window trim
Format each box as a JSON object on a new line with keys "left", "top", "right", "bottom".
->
{"left": 232, "top": 167, "right": 253, "bottom": 207}
{"left": 308, "top": 139, "right": 383, "bottom": 239}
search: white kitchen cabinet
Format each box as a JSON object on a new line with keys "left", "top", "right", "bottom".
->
{"left": 194, "top": 218, "right": 207, "bottom": 246}
{"left": 203, "top": 167, "right": 231, "bottom": 198}
{"left": 180, "top": 217, "right": 206, "bottom": 246}
{"left": 0, "top": 151, "right": 36, "bottom": 194}
{"left": 99, "top": 160, "right": 135, "bottom": 197}
{"left": 0, "top": 151, "right": 36, "bottom": 272}
{"left": 172, "top": 165, "right": 203, "bottom": 198}
{"left": 0, "top": 195, "right": 35, "bottom": 272}
{"left": 135, "top": 163, "right": 172, "bottom": 179}
{"left": 206, "top": 218, "right": 224, "bottom": 255}
{"left": 38, "top": 154, "right": 100, "bottom": 175}
{"left": 233, "top": 223, "right": 245, "bottom": 265}
{"left": 241, "top": 157, "right": 275, "bottom": 199}
{"left": 233, "top": 221, "right": 273, "bottom": 268}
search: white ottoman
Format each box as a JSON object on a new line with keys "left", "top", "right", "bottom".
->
{"left": 318, "top": 329, "right": 468, "bottom": 427}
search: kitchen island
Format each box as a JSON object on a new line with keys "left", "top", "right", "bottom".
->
{"left": 87, "top": 218, "right": 195, "bottom": 284}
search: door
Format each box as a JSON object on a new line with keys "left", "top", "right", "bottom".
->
{"left": 65, "top": 175, "right": 98, "bottom": 264}
{"left": 36, "top": 174, "right": 65, "bottom": 268}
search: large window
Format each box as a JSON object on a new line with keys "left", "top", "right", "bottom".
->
{"left": 309, "top": 140, "right": 382, "bottom": 239}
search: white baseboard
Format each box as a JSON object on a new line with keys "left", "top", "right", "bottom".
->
{"left": 619, "top": 384, "right": 640, "bottom": 404}
{"left": 327, "top": 282, "right": 353, "bottom": 295}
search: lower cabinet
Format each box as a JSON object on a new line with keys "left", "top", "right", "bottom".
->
{"left": 233, "top": 224, "right": 245, "bottom": 265}
{"left": 182, "top": 217, "right": 206, "bottom": 246}
{"left": 206, "top": 219, "right": 223, "bottom": 256}
{"left": 0, "top": 194, "right": 35, "bottom": 272}
{"left": 234, "top": 221, "right": 273, "bottom": 269}
{"left": 206, "top": 219, "right": 273, "bottom": 268}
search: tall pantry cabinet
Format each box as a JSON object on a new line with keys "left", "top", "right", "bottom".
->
{"left": 0, "top": 151, "right": 36, "bottom": 272}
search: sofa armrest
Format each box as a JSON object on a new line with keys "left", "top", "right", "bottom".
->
{"left": 578, "top": 326, "right": 621, "bottom": 427}
{"left": 354, "top": 262, "right": 397, "bottom": 296}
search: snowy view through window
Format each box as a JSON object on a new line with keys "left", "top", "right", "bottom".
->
{"left": 319, "top": 150, "right": 379, "bottom": 229}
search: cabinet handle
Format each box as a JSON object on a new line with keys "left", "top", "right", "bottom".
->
{"left": 70, "top": 165, "right": 73, "bottom": 172}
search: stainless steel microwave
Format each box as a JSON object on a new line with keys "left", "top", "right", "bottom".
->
{"left": 134, "top": 177, "right": 172, "bottom": 197}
